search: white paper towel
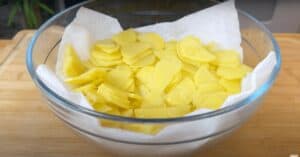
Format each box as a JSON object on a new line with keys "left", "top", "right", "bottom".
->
{"left": 36, "top": 0, "right": 277, "bottom": 151}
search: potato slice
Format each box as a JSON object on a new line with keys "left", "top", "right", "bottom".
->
{"left": 121, "top": 42, "right": 152, "bottom": 65}
{"left": 138, "top": 32, "right": 165, "bottom": 50}
{"left": 166, "top": 77, "right": 195, "bottom": 106}
{"left": 135, "top": 107, "right": 169, "bottom": 118}
{"left": 93, "top": 103, "right": 117, "bottom": 113}
{"left": 182, "top": 62, "right": 198, "bottom": 76}
{"left": 131, "top": 54, "right": 157, "bottom": 67}
{"left": 98, "top": 83, "right": 131, "bottom": 109}
{"left": 217, "top": 64, "right": 252, "bottom": 80}
{"left": 135, "top": 106, "right": 191, "bottom": 118}
{"left": 106, "top": 65, "right": 133, "bottom": 91}
{"left": 194, "top": 66, "right": 218, "bottom": 86}
{"left": 120, "top": 109, "right": 134, "bottom": 117}
{"left": 137, "top": 84, "right": 151, "bottom": 97}
{"left": 167, "top": 105, "right": 191, "bottom": 117}
{"left": 65, "top": 68, "right": 106, "bottom": 87}
{"left": 178, "top": 36, "right": 216, "bottom": 63}
{"left": 214, "top": 50, "right": 241, "bottom": 68}
{"left": 121, "top": 123, "right": 163, "bottom": 135}
{"left": 136, "top": 66, "right": 154, "bottom": 88}
{"left": 196, "top": 82, "right": 225, "bottom": 94}
{"left": 193, "top": 91, "right": 228, "bottom": 110}
{"left": 140, "top": 92, "right": 165, "bottom": 108}
{"left": 90, "top": 56, "right": 122, "bottom": 67}
{"left": 63, "top": 44, "right": 86, "bottom": 77}
{"left": 112, "top": 29, "right": 137, "bottom": 46}
{"left": 165, "top": 40, "right": 177, "bottom": 51}
{"left": 90, "top": 49, "right": 122, "bottom": 61}
{"left": 205, "top": 42, "right": 219, "bottom": 52}
{"left": 165, "top": 71, "right": 183, "bottom": 92}
{"left": 150, "top": 56, "right": 182, "bottom": 92}
{"left": 219, "top": 78, "right": 241, "bottom": 94}
{"left": 95, "top": 39, "right": 119, "bottom": 54}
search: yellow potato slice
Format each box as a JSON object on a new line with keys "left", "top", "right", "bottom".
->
{"left": 121, "top": 42, "right": 152, "bottom": 64}
{"left": 73, "top": 80, "right": 105, "bottom": 105}
{"left": 219, "top": 78, "right": 241, "bottom": 94}
{"left": 137, "top": 84, "right": 151, "bottom": 97}
{"left": 153, "top": 49, "right": 177, "bottom": 59}
{"left": 217, "top": 64, "right": 252, "bottom": 80}
{"left": 82, "top": 60, "right": 95, "bottom": 69}
{"left": 152, "top": 41, "right": 177, "bottom": 59}
{"left": 63, "top": 44, "right": 86, "bottom": 77}
{"left": 127, "top": 80, "right": 136, "bottom": 92}
{"left": 135, "top": 107, "right": 169, "bottom": 118}
{"left": 89, "top": 53, "right": 123, "bottom": 67}
{"left": 209, "top": 64, "right": 218, "bottom": 72}
{"left": 128, "top": 50, "right": 154, "bottom": 65}
{"left": 196, "top": 82, "right": 225, "bottom": 94}
{"left": 241, "top": 64, "right": 253, "bottom": 73}
{"left": 90, "top": 49, "right": 122, "bottom": 61}
{"left": 178, "top": 36, "right": 216, "bottom": 63}
{"left": 93, "top": 103, "right": 120, "bottom": 115}
{"left": 97, "top": 83, "right": 131, "bottom": 109}
{"left": 165, "top": 40, "right": 177, "bottom": 51}
{"left": 167, "top": 105, "right": 191, "bottom": 117}
{"left": 136, "top": 66, "right": 154, "bottom": 87}
{"left": 193, "top": 91, "right": 228, "bottom": 110}
{"left": 165, "top": 71, "right": 183, "bottom": 92}
{"left": 74, "top": 81, "right": 98, "bottom": 93}
{"left": 214, "top": 50, "right": 241, "bottom": 68}
{"left": 83, "top": 60, "right": 113, "bottom": 71}
{"left": 121, "top": 123, "right": 163, "bottom": 135}
{"left": 152, "top": 49, "right": 163, "bottom": 58}
{"left": 166, "top": 77, "right": 195, "bottom": 106}
{"left": 131, "top": 54, "right": 157, "bottom": 67}
{"left": 138, "top": 32, "right": 165, "bottom": 50}
{"left": 150, "top": 56, "right": 182, "bottom": 92}
{"left": 120, "top": 109, "right": 134, "bottom": 117}
{"left": 177, "top": 50, "right": 203, "bottom": 67}
{"left": 86, "top": 92, "right": 106, "bottom": 105}
{"left": 205, "top": 42, "right": 219, "bottom": 52}
{"left": 128, "top": 92, "right": 142, "bottom": 101}
{"left": 182, "top": 62, "right": 198, "bottom": 76}
{"left": 106, "top": 65, "right": 133, "bottom": 91}
{"left": 112, "top": 29, "right": 137, "bottom": 46}
{"left": 65, "top": 68, "right": 106, "bottom": 87}
{"left": 194, "top": 66, "right": 218, "bottom": 86}
{"left": 95, "top": 39, "right": 119, "bottom": 54}
{"left": 83, "top": 87, "right": 106, "bottom": 105}
{"left": 101, "top": 119, "right": 122, "bottom": 129}
{"left": 135, "top": 105, "right": 190, "bottom": 118}
{"left": 141, "top": 92, "right": 165, "bottom": 108}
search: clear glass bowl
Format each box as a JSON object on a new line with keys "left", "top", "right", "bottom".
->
{"left": 26, "top": 1, "right": 281, "bottom": 156}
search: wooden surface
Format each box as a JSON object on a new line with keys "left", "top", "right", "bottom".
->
{"left": 0, "top": 30, "right": 33, "bottom": 65}
{"left": 0, "top": 31, "right": 300, "bottom": 157}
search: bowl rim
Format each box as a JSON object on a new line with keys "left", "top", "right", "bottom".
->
{"left": 26, "top": 1, "right": 281, "bottom": 123}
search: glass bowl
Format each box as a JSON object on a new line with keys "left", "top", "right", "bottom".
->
{"left": 26, "top": 0, "right": 281, "bottom": 156}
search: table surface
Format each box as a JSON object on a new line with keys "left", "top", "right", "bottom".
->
{"left": 0, "top": 31, "right": 299, "bottom": 157}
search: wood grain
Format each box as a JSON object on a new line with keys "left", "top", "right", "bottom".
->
{"left": 0, "top": 30, "right": 33, "bottom": 66}
{"left": 0, "top": 31, "right": 299, "bottom": 157}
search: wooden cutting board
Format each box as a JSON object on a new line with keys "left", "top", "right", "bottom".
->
{"left": 0, "top": 31, "right": 300, "bottom": 157}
